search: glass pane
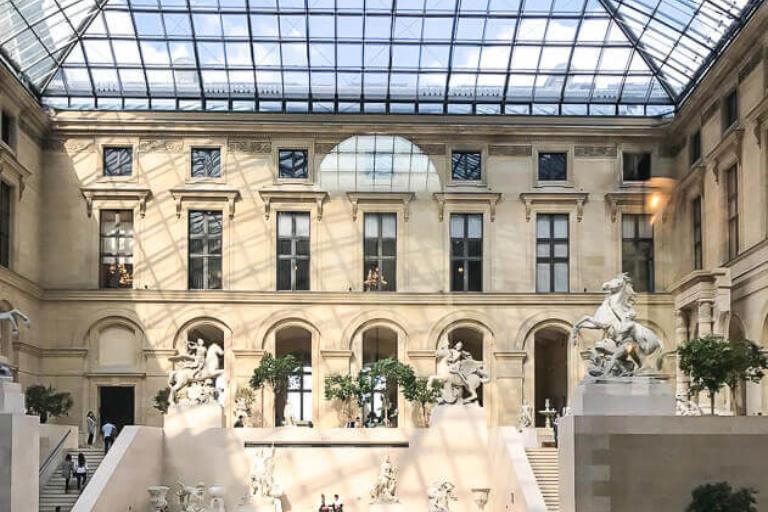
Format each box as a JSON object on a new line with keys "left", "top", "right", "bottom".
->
{"left": 296, "top": 239, "right": 310, "bottom": 256}
{"left": 295, "top": 214, "right": 310, "bottom": 237}
{"left": 553, "top": 216, "right": 568, "bottom": 238}
{"left": 191, "top": 148, "right": 221, "bottom": 178}
{"left": 538, "top": 152, "right": 567, "bottom": 181}
{"left": 554, "top": 262, "right": 568, "bottom": 292}
{"left": 207, "top": 257, "right": 222, "bottom": 289}
{"left": 381, "top": 260, "right": 396, "bottom": 291}
{"left": 451, "top": 152, "right": 481, "bottom": 181}
{"left": 451, "top": 260, "right": 465, "bottom": 291}
{"left": 536, "top": 263, "right": 550, "bottom": 293}
{"left": 381, "top": 239, "right": 396, "bottom": 257}
{"left": 277, "top": 259, "right": 292, "bottom": 290}
{"left": 364, "top": 214, "right": 379, "bottom": 238}
{"left": 467, "top": 260, "right": 482, "bottom": 291}
{"left": 467, "top": 215, "right": 482, "bottom": 238}
{"left": 103, "top": 147, "right": 132, "bottom": 176}
{"left": 381, "top": 214, "right": 396, "bottom": 238}
{"left": 189, "top": 258, "right": 204, "bottom": 289}
{"left": 295, "top": 259, "right": 310, "bottom": 290}
{"left": 622, "top": 216, "right": 635, "bottom": 239}
{"left": 450, "top": 215, "right": 464, "bottom": 238}
{"left": 554, "top": 243, "right": 568, "bottom": 258}
{"left": 622, "top": 152, "right": 651, "bottom": 181}
{"left": 279, "top": 149, "right": 309, "bottom": 179}
{"left": 278, "top": 213, "right": 292, "bottom": 236}
{"left": 536, "top": 216, "right": 550, "bottom": 238}
{"left": 537, "top": 243, "right": 550, "bottom": 258}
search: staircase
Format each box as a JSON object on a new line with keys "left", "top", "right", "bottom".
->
{"left": 526, "top": 447, "right": 560, "bottom": 511}
{"left": 39, "top": 448, "right": 107, "bottom": 512}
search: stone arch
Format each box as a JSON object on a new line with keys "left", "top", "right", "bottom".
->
{"left": 172, "top": 316, "right": 232, "bottom": 352}
{"left": 428, "top": 310, "right": 497, "bottom": 351}
{"left": 516, "top": 312, "right": 573, "bottom": 352}
{"left": 254, "top": 310, "right": 321, "bottom": 351}
{"left": 342, "top": 310, "right": 411, "bottom": 352}
{"left": 83, "top": 316, "right": 147, "bottom": 373}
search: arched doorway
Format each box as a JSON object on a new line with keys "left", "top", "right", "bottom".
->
{"left": 534, "top": 328, "right": 568, "bottom": 427}
{"left": 448, "top": 327, "right": 484, "bottom": 406}
{"left": 362, "top": 326, "right": 399, "bottom": 427}
{"left": 275, "top": 326, "right": 313, "bottom": 426}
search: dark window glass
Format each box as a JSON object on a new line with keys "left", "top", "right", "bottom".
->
{"left": 0, "top": 182, "right": 11, "bottom": 267}
{"left": 363, "top": 213, "right": 396, "bottom": 291}
{"left": 188, "top": 210, "right": 223, "bottom": 290}
{"left": 451, "top": 152, "right": 481, "bottom": 181}
{"left": 286, "top": 361, "right": 312, "bottom": 422}
{"left": 1, "top": 112, "right": 14, "bottom": 148}
{"left": 689, "top": 131, "right": 701, "bottom": 165}
{"left": 622, "top": 152, "right": 651, "bottom": 181}
{"left": 277, "top": 212, "right": 310, "bottom": 291}
{"left": 100, "top": 210, "right": 133, "bottom": 288}
{"left": 692, "top": 197, "right": 702, "bottom": 270}
{"left": 536, "top": 214, "right": 569, "bottom": 293}
{"left": 538, "top": 152, "right": 567, "bottom": 181}
{"left": 450, "top": 214, "right": 482, "bottom": 292}
{"left": 279, "top": 149, "right": 309, "bottom": 179}
{"left": 191, "top": 148, "right": 221, "bottom": 178}
{"left": 727, "top": 167, "right": 739, "bottom": 260}
{"left": 724, "top": 89, "right": 738, "bottom": 130}
{"left": 103, "top": 147, "right": 133, "bottom": 177}
{"left": 621, "top": 214, "right": 654, "bottom": 292}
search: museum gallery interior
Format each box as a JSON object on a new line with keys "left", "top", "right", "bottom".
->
{"left": 1, "top": 0, "right": 768, "bottom": 510}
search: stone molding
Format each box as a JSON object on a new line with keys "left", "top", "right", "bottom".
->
{"left": 227, "top": 138, "right": 271, "bottom": 154}
{"left": 604, "top": 191, "right": 647, "bottom": 222}
{"left": 744, "top": 94, "right": 768, "bottom": 148}
{"left": 418, "top": 143, "right": 447, "bottom": 156}
{"left": 170, "top": 187, "right": 241, "bottom": 219}
{"left": 137, "top": 138, "right": 184, "bottom": 153}
{"left": 432, "top": 191, "right": 502, "bottom": 222}
{"left": 345, "top": 191, "right": 415, "bottom": 221}
{"left": 519, "top": 192, "right": 588, "bottom": 222}
{"left": 574, "top": 145, "right": 617, "bottom": 158}
{"left": 258, "top": 189, "right": 329, "bottom": 220}
{"left": 44, "top": 137, "right": 95, "bottom": 153}
{"left": 705, "top": 127, "right": 744, "bottom": 183}
{"left": 0, "top": 144, "right": 32, "bottom": 198}
{"left": 80, "top": 186, "right": 152, "bottom": 217}
{"left": 488, "top": 144, "right": 532, "bottom": 157}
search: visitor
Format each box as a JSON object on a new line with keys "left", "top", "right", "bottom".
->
{"left": 553, "top": 412, "right": 560, "bottom": 448}
{"left": 234, "top": 416, "right": 244, "bottom": 428}
{"left": 318, "top": 493, "right": 330, "bottom": 511}
{"left": 74, "top": 452, "right": 88, "bottom": 491}
{"left": 86, "top": 411, "right": 97, "bottom": 446}
{"left": 61, "top": 453, "right": 74, "bottom": 493}
{"left": 355, "top": 416, "right": 362, "bottom": 428}
{"left": 332, "top": 494, "right": 343, "bottom": 511}
{"left": 102, "top": 420, "right": 117, "bottom": 454}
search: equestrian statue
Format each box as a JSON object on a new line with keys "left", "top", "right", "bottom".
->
{"left": 428, "top": 339, "right": 490, "bottom": 405}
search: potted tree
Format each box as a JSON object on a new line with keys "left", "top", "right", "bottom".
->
{"left": 249, "top": 353, "right": 301, "bottom": 425}
{"left": 402, "top": 376, "right": 442, "bottom": 427}
{"left": 687, "top": 482, "right": 757, "bottom": 512}
{"left": 25, "top": 384, "right": 74, "bottom": 423}
{"left": 324, "top": 373, "right": 363, "bottom": 427}
{"left": 152, "top": 387, "right": 171, "bottom": 414}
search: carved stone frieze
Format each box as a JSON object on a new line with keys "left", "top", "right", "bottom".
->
{"left": 418, "top": 143, "right": 447, "bottom": 156}
{"left": 488, "top": 144, "right": 532, "bottom": 157}
{"left": 314, "top": 142, "right": 339, "bottom": 155}
{"left": 45, "top": 138, "right": 95, "bottom": 153}
{"left": 227, "top": 139, "right": 271, "bottom": 154}
{"left": 138, "top": 138, "right": 184, "bottom": 153}
{"left": 574, "top": 145, "right": 617, "bottom": 158}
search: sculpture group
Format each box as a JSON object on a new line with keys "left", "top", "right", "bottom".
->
{"left": 168, "top": 338, "right": 225, "bottom": 406}
{"left": 247, "top": 444, "right": 284, "bottom": 511}
{"left": 370, "top": 456, "right": 398, "bottom": 504}
{"left": 571, "top": 273, "right": 663, "bottom": 378}
{"left": 427, "top": 479, "right": 457, "bottom": 512}
{"left": 175, "top": 481, "right": 226, "bottom": 512}
{"left": 429, "top": 340, "right": 490, "bottom": 404}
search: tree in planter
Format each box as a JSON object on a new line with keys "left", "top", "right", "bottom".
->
{"left": 678, "top": 335, "right": 768, "bottom": 415}
{"left": 249, "top": 353, "right": 301, "bottom": 424}
{"left": 366, "top": 358, "right": 415, "bottom": 427}
{"left": 686, "top": 482, "right": 757, "bottom": 512}
{"left": 152, "top": 387, "right": 171, "bottom": 414}
{"left": 402, "top": 376, "right": 442, "bottom": 427}
{"left": 25, "top": 384, "right": 74, "bottom": 423}
{"left": 324, "top": 373, "right": 363, "bottom": 426}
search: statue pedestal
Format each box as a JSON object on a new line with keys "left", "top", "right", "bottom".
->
{"left": 572, "top": 376, "right": 675, "bottom": 416}
{"left": 369, "top": 502, "right": 404, "bottom": 511}
{"left": 164, "top": 403, "right": 224, "bottom": 433}
{"left": 0, "top": 380, "right": 24, "bottom": 414}
{"left": 237, "top": 496, "right": 278, "bottom": 512}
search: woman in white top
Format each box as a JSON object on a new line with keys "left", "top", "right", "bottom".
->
{"left": 74, "top": 452, "right": 88, "bottom": 491}
{"left": 86, "top": 412, "right": 97, "bottom": 446}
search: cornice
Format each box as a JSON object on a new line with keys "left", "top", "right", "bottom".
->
{"left": 0, "top": 143, "right": 32, "bottom": 198}
{"left": 0, "top": 266, "right": 44, "bottom": 299}
{"left": 258, "top": 189, "right": 329, "bottom": 220}
{"left": 0, "top": 65, "right": 50, "bottom": 138}
{"left": 432, "top": 191, "right": 502, "bottom": 222}
{"left": 519, "top": 192, "right": 589, "bottom": 222}
{"left": 705, "top": 127, "right": 744, "bottom": 183}
{"left": 604, "top": 191, "right": 648, "bottom": 222}
{"left": 170, "top": 187, "right": 241, "bottom": 219}
{"left": 80, "top": 186, "right": 152, "bottom": 218}
{"left": 345, "top": 191, "right": 415, "bottom": 221}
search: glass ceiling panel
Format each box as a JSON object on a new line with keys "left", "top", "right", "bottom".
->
{"left": 0, "top": 0, "right": 763, "bottom": 116}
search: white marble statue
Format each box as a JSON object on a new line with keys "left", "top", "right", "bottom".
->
{"left": 147, "top": 485, "right": 170, "bottom": 512}
{"left": 0, "top": 308, "right": 30, "bottom": 381}
{"left": 428, "top": 340, "right": 490, "bottom": 405}
{"left": 428, "top": 479, "right": 457, "bottom": 512}
{"left": 282, "top": 401, "right": 296, "bottom": 427}
{"left": 370, "top": 455, "right": 398, "bottom": 503}
{"left": 676, "top": 393, "right": 703, "bottom": 416}
{"left": 517, "top": 402, "right": 533, "bottom": 431}
{"left": 168, "top": 339, "right": 225, "bottom": 405}
{"left": 177, "top": 481, "right": 210, "bottom": 512}
{"left": 247, "top": 444, "right": 284, "bottom": 511}
{"left": 570, "top": 273, "right": 663, "bottom": 378}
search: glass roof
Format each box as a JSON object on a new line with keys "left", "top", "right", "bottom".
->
{"left": 0, "top": 0, "right": 762, "bottom": 116}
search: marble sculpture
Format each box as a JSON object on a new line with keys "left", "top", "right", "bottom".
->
{"left": 370, "top": 455, "right": 398, "bottom": 503}
{"left": 168, "top": 338, "right": 225, "bottom": 405}
{"left": 428, "top": 340, "right": 490, "bottom": 404}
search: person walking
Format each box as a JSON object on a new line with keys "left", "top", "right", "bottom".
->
{"left": 74, "top": 452, "right": 88, "bottom": 491}
{"left": 101, "top": 420, "right": 117, "bottom": 454}
{"left": 332, "top": 494, "right": 344, "bottom": 511}
{"left": 61, "top": 453, "right": 74, "bottom": 493}
{"left": 86, "top": 412, "right": 97, "bottom": 446}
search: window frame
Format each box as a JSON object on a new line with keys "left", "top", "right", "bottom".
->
{"left": 726, "top": 166, "right": 739, "bottom": 261}
{"left": 535, "top": 148, "right": 572, "bottom": 186}
{"left": 188, "top": 210, "right": 224, "bottom": 290}
{"left": 535, "top": 213, "right": 569, "bottom": 293}
{"left": 689, "top": 130, "right": 702, "bottom": 167}
{"left": 621, "top": 151, "right": 652, "bottom": 183}
{"left": 99, "top": 209, "right": 134, "bottom": 289}
{"left": 190, "top": 146, "right": 223, "bottom": 180}
{"left": 278, "top": 148, "right": 310, "bottom": 181}
{"left": 621, "top": 213, "right": 655, "bottom": 293}
{"left": 0, "top": 181, "right": 12, "bottom": 268}
{"left": 362, "top": 212, "right": 397, "bottom": 292}
{"left": 1, "top": 111, "right": 16, "bottom": 151}
{"left": 447, "top": 146, "right": 487, "bottom": 187}
{"left": 692, "top": 196, "right": 703, "bottom": 270}
{"left": 273, "top": 141, "right": 314, "bottom": 184}
{"left": 102, "top": 146, "right": 135, "bottom": 178}
{"left": 276, "top": 211, "right": 311, "bottom": 292}
{"left": 449, "top": 213, "right": 483, "bottom": 292}
{"left": 723, "top": 88, "right": 739, "bottom": 132}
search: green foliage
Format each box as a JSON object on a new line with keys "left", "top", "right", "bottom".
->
{"left": 249, "top": 353, "right": 301, "bottom": 395}
{"left": 686, "top": 482, "right": 757, "bottom": 512}
{"left": 402, "top": 377, "right": 442, "bottom": 427}
{"left": 25, "top": 384, "right": 74, "bottom": 424}
{"left": 152, "top": 387, "right": 171, "bottom": 414}
{"left": 324, "top": 373, "right": 362, "bottom": 423}
{"left": 678, "top": 335, "right": 768, "bottom": 414}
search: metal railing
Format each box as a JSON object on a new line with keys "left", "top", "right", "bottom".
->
{"left": 39, "top": 428, "right": 72, "bottom": 476}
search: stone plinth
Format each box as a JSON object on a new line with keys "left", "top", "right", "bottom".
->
{"left": 0, "top": 381, "right": 24, "bottom": 414}
{"left": 369, "top": 502, "right": 404, "bottom": 511}
{"left": 571, "top": 376, "right": 675, "bottom": 416}
{"left": 164, "top": 403, "right": 225, "bottom": 433}
{"left": 0, "top": 413, "right": 40, "bottom": 511}
{"left": 237, "top": 496, "right": 278, "bottom": 511}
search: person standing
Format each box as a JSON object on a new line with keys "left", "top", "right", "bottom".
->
{"left": 86, "top": 412, "right": 97, "bottom": 446}
{"left": 101, "top": 420, "right": 117, "bottom": 454}
{"left": 332, "top": 494, "right": 343, "bottom": 511}
{"left": 61, "top": 453, "right": 74, "bottom": 493}
{"left": 74, "top": 452, "right": 88, "bottom": 491}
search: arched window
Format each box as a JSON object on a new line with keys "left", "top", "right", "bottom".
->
{"left": 275, "top": 326, "right": 313, "bottom": 425}
{"left": 362, "top": 326, "right": 399, "bottom": 427}
{"left": 318, "top": 135, "right": 440, "bottom": 192}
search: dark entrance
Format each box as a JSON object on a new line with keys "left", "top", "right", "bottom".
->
{"left": 99, "top": 386, "right": 135, "bottom": 433}
{"left": 534, "top": 328, "right": 568, "bottom": 427}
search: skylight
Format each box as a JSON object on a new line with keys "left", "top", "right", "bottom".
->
{"left": 0, "top": 0, "right": 762, "bottom": 116}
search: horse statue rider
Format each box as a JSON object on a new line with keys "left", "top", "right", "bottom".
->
{"left": 570, "top": 273, "right": 663, "bottom": 378}
{"left": 428, "top": 339, "right": 490, "bottom": 405}
{"left": 168, "top": 338, "right": 225, "bottom": 405}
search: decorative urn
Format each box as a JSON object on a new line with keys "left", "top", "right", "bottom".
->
{"left": 471, "top": 488, "right": 490, "bottom": 511}
{"left": 147, "top": 485, "right": 170, "bottom": 512}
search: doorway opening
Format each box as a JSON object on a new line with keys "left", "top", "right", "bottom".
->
{"left": 534, "top": 328, "right": 568, "bottom": 427}
{"left": 275, "top": 326, "right": 312, "bottom": 426}
{"left": 99, "top": 386, "right": 135, "bottom": 433}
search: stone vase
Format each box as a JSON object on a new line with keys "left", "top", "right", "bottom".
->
{"left": 209, "top": 484, "right": 226, "bottom": 512}
{"left": 471, "top": 488, "right": 490, "bottom": 511}
{"left": 147, "top": 485, "right": 170, "bottom": 512}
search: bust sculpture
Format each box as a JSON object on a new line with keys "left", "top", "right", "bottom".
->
{"left": 427, "top": 340, "right": 490, "bottom": 405}
{"left": 427, "top": 479, "right": 457, "bottom": 512}
{"left": 370, "top": 455, "right": 398, "bottom": 503}
{"left": 570, "top": 273, "right": 663, "bottom": 378}
{"left": 168, "top": 339, "right": 225, "bottom": 406}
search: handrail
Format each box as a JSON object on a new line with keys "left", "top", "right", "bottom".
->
{"left": 39, "top": 428, "right": 72, "bottom": 476}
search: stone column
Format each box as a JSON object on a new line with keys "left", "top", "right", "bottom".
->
{"left": 697, "top": 300, "right": 713, "bottom": 337}
{"left": 674, "top": 309, "right": 690, "bottom": 396}
{"left": 492, "top": 351, "right": 526, "bottom": 426}
{"left": 318, "top": 349, "right": 353, "bottom": 428}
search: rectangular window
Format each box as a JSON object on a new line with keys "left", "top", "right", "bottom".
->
{"left": 538, "top": 152, "right": 567, "bottom": 182}
{"left": 727, "top": 167, "right": 739, "bottom": 260}
{"left": 689, "top": 131, "right": 701, "bottom": 165}
{"left": 692, "top": 197, "right": 702, "bottom": 270}
{"left": 622, "top": 152, "right": 651, "bottom": 182}
{"left": 1, "top": 112, "right": 14, "bottom": 149}
{"left": 451, "top": 151, "right": 481, "bottom": 181}
{"left": 0, "top": 182, "right": 11, "bottom": 267}
{"left": 188, "top": 210, "right": 223, "bottom": 290}
{"left": 278, "top": 149, "right": 309, "bottom": 179}
{"left": 277, "top": 212, "right": 310, "bottom": 291}
{"left": 100, "top": 210, "right": 134, "bottom": 288}
{"left": 621, "top": 214, "right": 654, "bottom": 292}
{"left": 191, "top": 148, "right": 221, "bottom": 178}
{"left": 724, "top": 89, "right": 738, "bottom": 130}
{"left": 363, "top": 213, "right": 396, "bottom": 291}
{"left": 450, "top": 213, "right": 483, "bottom": 292}
{"left": 536, "top": 214, "right": 569, "bottom": 293}
{"left": 103, "top": 147, "right": 133, "bottom": 177}
{"left": 286, "top": 361, "right": 312, "bottom": 422}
